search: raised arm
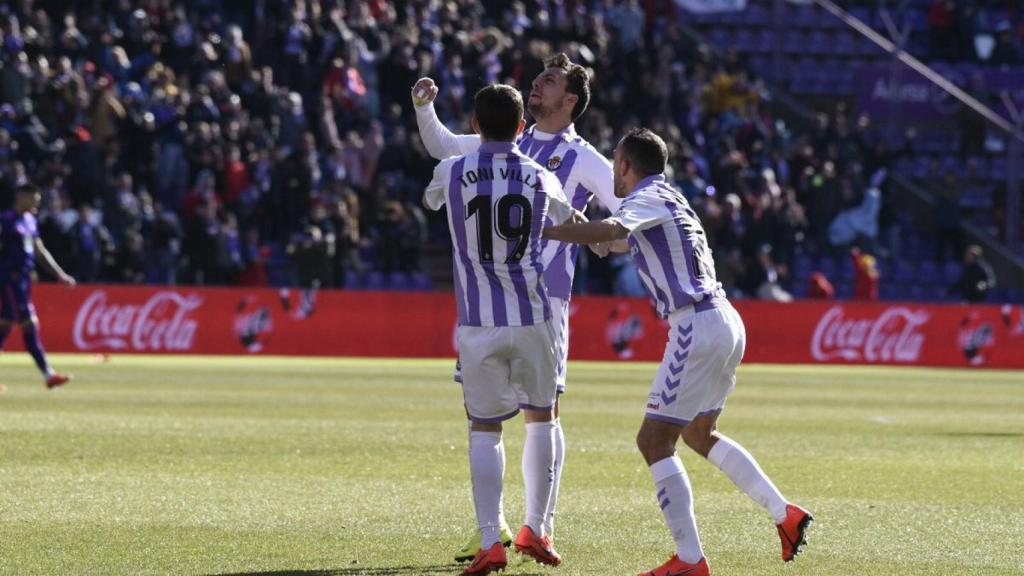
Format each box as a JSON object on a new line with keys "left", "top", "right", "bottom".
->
{"left": 34, "top": 238, "right": 76, "bottom": 286}
{"left": 578, "top": 146, "right": 622, "bottom": 213}
{"left": 412, "top": 78, "right": 481, "bottom": 159}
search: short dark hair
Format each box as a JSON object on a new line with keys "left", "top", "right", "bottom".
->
{"left": 619, "top": 128, "right": 668, "bottom": 177}
{"left": 474, "top": 84, "right": 524, "bottom": 141}
{"left": 544, "top": 53, "right": 590, "bottom": 121}
{"left": 16, "top": 183, "right": 40, "bottom": 196}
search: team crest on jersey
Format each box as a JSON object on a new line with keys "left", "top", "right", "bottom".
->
{"left": 547, "top": 156, "right": 562, "bottom": 170}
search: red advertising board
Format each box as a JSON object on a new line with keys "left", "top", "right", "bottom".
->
{"left": 9, "top": 284, "right": 1024, "bottom": 369}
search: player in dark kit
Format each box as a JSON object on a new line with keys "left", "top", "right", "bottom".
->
{"left": 0, "top": 184, "right": 76, "bottom": 388}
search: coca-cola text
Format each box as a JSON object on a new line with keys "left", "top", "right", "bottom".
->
{"left": 72, "top": 291, "right": 203, "bottom": 351}
{"left": 811, "top": 306, "right": 930, "bottom": 363}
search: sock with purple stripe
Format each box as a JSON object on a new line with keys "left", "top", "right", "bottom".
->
{"left": 650, "top": 455, "right": 704, "bottom": 564}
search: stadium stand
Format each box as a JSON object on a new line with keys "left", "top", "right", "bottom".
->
{"left": 0, "top": 0, "right": 1018, "bottom": 303}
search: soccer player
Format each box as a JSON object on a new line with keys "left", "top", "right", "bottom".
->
{"left": 543, "top": 129, "right": 813, "bottom": 576}
{"left": 423, "top": 84, "right": 578, "bottom": 576}
{"left": 0, "top": 184, "right": 75, "bottom": 388}
{"left": 412, "top": 53, "right": 621, "bottom": 561}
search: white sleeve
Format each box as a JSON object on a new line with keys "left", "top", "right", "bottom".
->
{"left": 606, "top": 191, "right": 669, "bottom": 233}
{"left": 423, "top": 159, "right": 454, "bottom": 211}
{"left": 578, "top": 147, "right": 621, "bottom": 212}
{"left": 414, "top": 103, "right": 481, "bottom": 159}
{"left": 540, "top": 171, "right": 574, "bottom": 225}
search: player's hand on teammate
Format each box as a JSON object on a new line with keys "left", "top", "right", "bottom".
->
{"left": 589, "top": 242, "right": 611, "bottom": 258}
{"left": 569, "top": 209, "right": 588, "bottom": 224}
{"left": 589, "top": 238, "right": 629, "bottom": 258}
{"left": 411, "top": 78, "right": 439, "bottom": 107}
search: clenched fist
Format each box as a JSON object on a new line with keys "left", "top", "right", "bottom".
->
{"left": 411, "top": 77, "right": 439, "bottom": 107}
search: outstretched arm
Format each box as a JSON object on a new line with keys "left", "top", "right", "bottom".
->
{"left": 34, "top": 238, "right": 76, "bottom": 286}
{"left": 543, "top": 219, "right": 629, "bottom": 246}
{"left": 412, "top": 78, "right": 481, "bottom": 159}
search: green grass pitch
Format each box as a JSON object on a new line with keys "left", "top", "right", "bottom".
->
{"left": 1, "top": 354, "right": 1022, "bottom": 575}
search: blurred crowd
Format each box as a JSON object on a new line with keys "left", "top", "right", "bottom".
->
{"left": 922, "top": 0, "right": 1024, "bottom": 64}
{"left": 0, "top": 0, "right": 981, "bottom": 300}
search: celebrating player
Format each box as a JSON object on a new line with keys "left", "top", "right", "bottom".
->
{"left": 422, "top": 84, "right": 579, "bottom": 575}
{"left": 413, "top": 53, "right": 620, "bottom": 561}
{"left": 0, "top": 184, "right": 75, "bottom": 388}
{"left": 543, "top": 129, "right": 813, "bottom": 576}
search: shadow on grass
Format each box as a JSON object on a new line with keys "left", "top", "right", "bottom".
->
{"left": 209, "top": 565, "right": 469, "bottom": 576}
{"left": 210, "top": 562, "right": 550, "bottom": 575}
{"left": 939, "top": 431, "right": 1024, "bottom": 438}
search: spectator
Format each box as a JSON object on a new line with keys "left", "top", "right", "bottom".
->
{"left": 376, "top": 200, "right": 424, "bottom": 274}
{"left": 950, "top": 245, "right": 996, "bottom": 302}
{"left": 807, "top": 272, "right": 835, "bottom": 300}
{"left": 851, "top": 248, "right": 880, "bottom": 301}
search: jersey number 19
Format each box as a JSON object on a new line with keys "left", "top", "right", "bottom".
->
{"left": 466, "top": 195, "right": 533, "bottom": 264}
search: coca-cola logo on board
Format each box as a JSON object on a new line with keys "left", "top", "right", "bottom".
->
{"left": 73, "top": 291, "right": 203, "bottom": 351}
{"left": 811, "top": 306, "right": 930, "bottom": 363}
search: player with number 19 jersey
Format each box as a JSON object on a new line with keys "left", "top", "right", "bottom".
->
{"left": 424, "top": 142, "right": 574, "bottom": 327}
{"left": 416, "top": 101, "right": 619, "bottom": 391}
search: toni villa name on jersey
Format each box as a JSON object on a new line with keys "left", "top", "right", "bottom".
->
{"left": 456, "top": 165, "right": 544, "bottom": 191}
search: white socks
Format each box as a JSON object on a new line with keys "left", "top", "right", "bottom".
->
{"left": 522, "top": 421, "right": 556, "bottom": 536}
{"left": 707, "top": 436, "right": 788, "bottom": 523}
{"left": 650, "top": 456, "right": 704, "bottom": 564}
{"left": 542, "top": 419, "right": 564, "bottom": 536}
{"left": 470, "top": 430, "right": 505, "bottom": 548}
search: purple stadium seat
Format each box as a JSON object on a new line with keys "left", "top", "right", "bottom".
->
{"left": 880, "top": 284, "right": 900, "bottom": 301}
{"left": 908, "top": 285, "right": 926, "bottom": 301}
{"left": 836, "top": 284, "right": 853, "bottom": 300}
{"left": 928, "top": 286, "right": 949, "bottom": 302}
{"left": 918, "top": 261, "right": 940, "bottom": 285}
{"left": 741, "top": 4, "right": 769, "bottom": 26}
{"left": 816, "top": 257, "right": 838, "bottom": 279}
{"left": 386, "top": 272, "right": 411, "bottom": 291}
{"left": 344, "top": 273, "right": 364, "bottom": 290}
{"left": 848, "top": 7, "right": 872, "bottom": 25}
{"left": 365, "top": 271, "right": 385, "bottom": 290}
{"left": 943, "top": 262, "right": 962, "bottom": 283}
{"left": 411, "top": 272, "right": 433, "bottom": 291}
{"left": 792, "top": 6, "right": 816, "bottom": 28}
{"left": 894, "top": 261, "right": 917, "bottom": 283}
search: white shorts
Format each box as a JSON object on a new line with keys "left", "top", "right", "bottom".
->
{"left": 644, "top": 298, "right": 746, "bottom": 427}
{"left": 455, "top": 297, "right": 570, "bottom": 395}
{"left": 457, "top": 319, "right": 560, "bottom": 424}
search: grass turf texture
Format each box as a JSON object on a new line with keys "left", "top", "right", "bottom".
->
{"left": 0, "top": 355, "right": 1022, "bottom": 576}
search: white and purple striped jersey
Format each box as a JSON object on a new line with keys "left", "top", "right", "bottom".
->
{"left": 607, "top": 174, "right": 723, "bottom": 319}
{"left": 424, "top": 141, "right": 575, "bottom": 327}
{"left": 416, "top": 104, "right": 620, "bottom": 300}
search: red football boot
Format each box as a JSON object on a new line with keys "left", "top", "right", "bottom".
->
{"left": 46, "top": 373, "right": 72, "bottom": 389}
{"left": 513, "top": 525, "right": 561, "bottom": 566}
{"left": 777, "top": 504, "right": 814, "bottom": 562}
{"left": 638, "top": 555, "right": 710, "bottom": 576}
{"left": 462, "top": 542, "right": 507, "bottom": 576}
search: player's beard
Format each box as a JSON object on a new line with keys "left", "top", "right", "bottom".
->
{"left": 614, "top": 176, "right": 627, "bottom": 198}
{"left": 527, "top": 99, "right": 551, "bottom": 121}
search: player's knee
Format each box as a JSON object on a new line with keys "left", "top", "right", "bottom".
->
{"left": 636, "top": 429, "right": 673, "bottom": 464}
{"left": 471, "top": 421, "right": 502, "bottom": 433}
{"left": 680, "top": 424, "right": 715, "bottom": 457}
